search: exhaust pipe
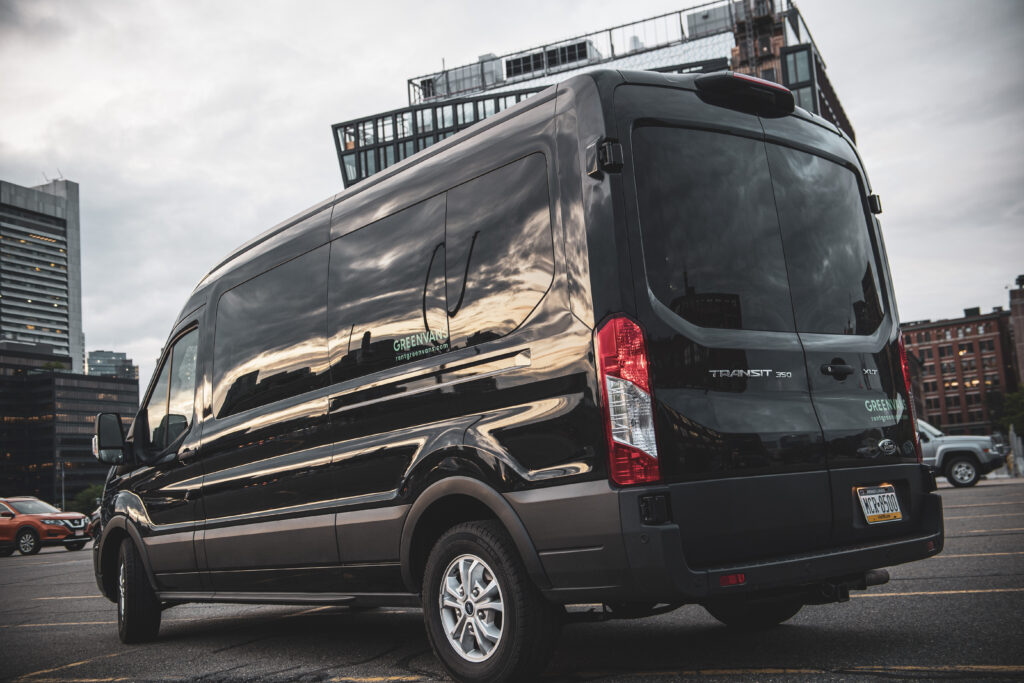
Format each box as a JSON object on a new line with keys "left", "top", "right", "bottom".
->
{"left": 864, "top": 569, "right": 890, "bottom": 587}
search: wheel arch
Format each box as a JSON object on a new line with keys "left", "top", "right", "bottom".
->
{"left": 400, "top": 476, "right": 550, "bottom": 594}
{"left": 98, "top": 516, "right": 158, "bottom": 599}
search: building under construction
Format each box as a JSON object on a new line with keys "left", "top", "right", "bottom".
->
{"left": 332, "top": 0, "right": 853, "bottom": 187}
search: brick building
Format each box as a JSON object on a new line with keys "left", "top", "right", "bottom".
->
{"left": 903, "top": 307, "right": 1017, "bottom": 435}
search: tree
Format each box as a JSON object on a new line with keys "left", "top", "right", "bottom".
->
{"left": 68, "top": 483, "right": 104, "bottom": 514}
{"left": 998, "top": 389, "right": 1024, "bottom": 434}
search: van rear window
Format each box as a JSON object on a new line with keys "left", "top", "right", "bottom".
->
{"left": 632, "top": 126, "right": 884, "bottom": 335}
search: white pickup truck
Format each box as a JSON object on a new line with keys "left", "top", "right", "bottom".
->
{"left": 917, "top": 419, "right": 1004, "bottom": 487}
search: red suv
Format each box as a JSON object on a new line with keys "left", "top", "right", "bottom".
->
{"left": 0, "top": 497, "right": 90, "bottom": 555}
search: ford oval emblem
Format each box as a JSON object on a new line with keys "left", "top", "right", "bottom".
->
{"left": 878, "top": 439, "right": 898, "bottom": 456}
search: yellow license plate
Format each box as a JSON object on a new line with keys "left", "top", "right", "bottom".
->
{"left": 857, "top": 485, "right": 902, "bottom": 524}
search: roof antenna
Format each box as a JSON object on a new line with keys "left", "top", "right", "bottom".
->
{"left": 41, "top": 171, "right": 50, "bottom": 183}
{"left": 56, "top": 168, "right": 64, "bottom": 180}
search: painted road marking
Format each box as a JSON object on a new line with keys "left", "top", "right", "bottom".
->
{"left": 945, "top": 512, "right": 1024, "bottom": 520}
{"left": 963, "top": 527, "right": 1024, "bottom": 534}
{"left": 946, "top": 500, "right": 1023, "bottom": 508}
{"left": 14, "top": 652, "right": 125, "bottom": 681}
{"left": 34, "top": 595, "right": 105, "bottom": 601}
{"left": 853, "top": 587, "right": 1024, "bottom": 598}
{"left": 934, "top": 550, "right": 1024, "bottom": 559}
{"left": 574, "top": 665, "right": 1024, "bottom": 678}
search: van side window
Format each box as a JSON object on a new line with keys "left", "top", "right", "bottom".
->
{"left": 144, "top": 328, "right": 198, "bottom": 450}
{"left": 213, "top": 246, "right": 330, "bottom": 418}
{"left": 445, "top": 153, "right": 554, "bottom": 349}
{"left": 328, "top": 195, "right": 447, "bottom": 382}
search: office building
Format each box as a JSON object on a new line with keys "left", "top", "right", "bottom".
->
{"left": 903, "top": 308, "right": 1018, "bottom": 435}
{"left": 0, "top": 341, "right": 137, "bottom": 505}
{"left": 88, "top": 349, "right": 139, "bottom": 380}
{"left": 0, "top": 179, "right": 85, "bottom": 372}
{"left": 333, "top": 0, "right": 852, "bottom": 187}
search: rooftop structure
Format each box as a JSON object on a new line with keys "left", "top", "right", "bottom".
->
{"left": 333, "top": 0, "right": 853, "bottom": 187}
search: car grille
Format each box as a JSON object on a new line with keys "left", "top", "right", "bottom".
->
{"left": 62, "top": 518, "right": 86, "bottom": 530}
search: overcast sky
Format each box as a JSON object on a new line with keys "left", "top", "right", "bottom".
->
{"left": 1, "top": 0, "right": 1022, "bottom": 387}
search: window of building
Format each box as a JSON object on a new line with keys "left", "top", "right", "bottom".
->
{"left": 968, "top": 410, "right": 983, "bottom": 422}
{"left": 342, "top": 154, "right": 358, "bottom": 184}
{"left": 785, "top": 49, "right": 811, "bottom": 84}
{"left": 398, "top": 140, "right": 415, "bottom": 161}
{"left": 377, "top": 117, "right": 395, "bottom": 143}
{"left": 958, "top": 342, "right": 974, "bottom": 355}
{"left": 793, "top": 86, "right": 814, "bottom": 112}
{"left": 328, "top": 195, "right": 447, "bottom": 382}
{"left": 481, "top": 99, "right": 496, "bottom": 118}
{"left": 360, "top": 149, "right": 376, "bottom": 176}
{"left": 359, "top": 120, "right": 375, "bottom": 146}
{"left": 381, "top": 145, "right": 396, "bottom": 169}
{"left": 416, "top": 109, "right": 434, "bottom": 133}
{"left": 945, "top": 330, "right": 952, "bottom": 340}
{"left": 213, "top": 245, "right": 330, "bottom": 418}
{"left": 760, "top": 68, "right": 777, "bottom": 83}
{"left": 397, "top": 112, "right": 413, "bottom": 138}
{"left": 445, "top": 154, "right": 554, "bottom": 349}
{"left": 946, "top": 395, "right": 961, "bottom": 408}
{"left": 341, "top": 125, "right": 357, "bottom": 150}
{"left": 436, "top": 105, "right": 454, "bottom": 129}
{"left": 924, "top": 348, "right": 934, "bottom": 359}
{"left": 457, "top": 102, "right": 476, "bottom": 125}
{"left": 982, "top": 339, "right": 996, "bottom": 351}
{"left": 418, "top": 135, "right": 435, "bottom": 150}
{"left": 938, "top": 345, "right": 952, "bottom": 358}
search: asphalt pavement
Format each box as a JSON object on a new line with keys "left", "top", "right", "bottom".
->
{"left": 1, "top": 478, "right": 1022, "bottom": 682}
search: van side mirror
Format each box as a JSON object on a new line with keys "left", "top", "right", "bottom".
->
{"left": 93, "top": 413, "right": 126, "bottom": 465}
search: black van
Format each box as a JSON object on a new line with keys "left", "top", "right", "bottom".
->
{"left": 92, "top": 70, "right": 943, "bottom": 682}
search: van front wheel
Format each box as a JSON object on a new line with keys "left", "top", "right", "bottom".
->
{"left": 704, "top": 597, "right": 803, "bottom": 630}
{"left": 117, "top": 538, "right": 161, "bottom": 643}
{"left": 422, "top": 520, "right": 560, "bottom": 683}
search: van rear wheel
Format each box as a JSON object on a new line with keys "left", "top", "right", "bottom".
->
{"left": 422, "top": 520, "right": 560, "bottom": 683}
{"left": 704, "top": 597, "right": 803, "bottom": 630}
{"left": 117, "top": 538, "right": 161, "bottom": 643}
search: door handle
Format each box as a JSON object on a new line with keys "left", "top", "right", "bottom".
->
{"left": 178, "top": 448, "right": 199, "bottom": 464}
{"left": 821, "top": 363, "right": 855, "bottom": 380}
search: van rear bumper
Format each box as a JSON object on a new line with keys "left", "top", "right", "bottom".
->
{"left": 515, "top": 468, "right": 944, "bottom": 604}
{"left": 614, "top": 485, "right": 943, "bottom": 603}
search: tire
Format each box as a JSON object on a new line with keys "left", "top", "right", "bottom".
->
{"left": 66, "top": 542, "right": 87, "bottom": 551}
{"left": 16, "top": 528, "right": 40, "bottom": 555}
{"left": 946, "top": 456, "right": 979, "bottom": 487}
{"left": 705, "top": 597, "right": 803, "bottom": 630}
{"left": 117, "top": 538, "right": 161, "bottom": 643}
{"left": 422, "top": 520, "right": 561, "bottom": 683}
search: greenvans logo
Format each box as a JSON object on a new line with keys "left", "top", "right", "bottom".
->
{"left": 394, "top": 330, "right": 449, "bottom": 362}
{"left": 864, "top": 396, "right": 906, "bottom": 423}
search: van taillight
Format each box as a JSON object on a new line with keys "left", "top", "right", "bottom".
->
{"left": 898, "top": 331, "right": 922, "bottom": 463}
{"left": 595, "top": 317, "right": 660, "bottom": 485}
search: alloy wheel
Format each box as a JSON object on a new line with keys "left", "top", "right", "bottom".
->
{"left": 438, "top": 553, "right": 504, "bottom": 662}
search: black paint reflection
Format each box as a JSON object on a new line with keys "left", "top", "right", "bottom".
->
{"left": 329, "top": 195, "right": 448, "bottom": 382}
{"left": 446, "top": 154, "right": 554, "bottom": 349}
{"left": 633, "top": 126, "right": 795, "bottom": 333}
{"left": 767, "top": 144, "right": 884, "bottom": 335}
{"left": 213, "top": 246, "right": 330, "bottom": 418}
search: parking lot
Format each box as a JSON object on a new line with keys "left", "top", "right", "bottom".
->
{"left": 1, "top": 479, "right": 1022, "bottom": 682}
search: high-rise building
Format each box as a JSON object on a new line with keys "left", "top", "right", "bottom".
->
{"left": 332, "top": 0, "right": 851, "bottom": 187}
{"left": 0, "top": 341, "right": 137, "bottom": 505}
{"left": 0, "top": 178, "right": 84, "bottom": 372}
{"left": 903, "top": 308, "right": 1018, "bottom": 435}
{"left": 87, "top": 349, "right": 139, "bottom": 380}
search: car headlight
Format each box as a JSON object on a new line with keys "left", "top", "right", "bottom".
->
{"left": 42, "top": 519, "right": 65, "bottom": 526}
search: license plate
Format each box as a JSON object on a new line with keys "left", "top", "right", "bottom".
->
{"left": 74, "top": 530, "right": 83, "bottom": 537}
{"left": 857, "top": 485, "right": 902, "bottom": 524}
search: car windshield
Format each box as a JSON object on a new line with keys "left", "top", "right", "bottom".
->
{"left": 9, "top": 499, "right": 60, "bottom": 514}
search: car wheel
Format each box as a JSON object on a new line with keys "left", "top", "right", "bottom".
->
{"left": 704, "top": 597, "right": 803, "bottom": 630}
{"left": 66, "top": 542, "right": 87, "bottom": 551}
{"left": 16, "top": 529, "right": 40, "bottom": 555}
{"left": 117, "top": 538, "right": 161, "bottom": 643}
{"left": 422, "top": 520, "right": 561, "bottom": 683}
{"left": 946, "top": 456, "right": 979, "bottom": 487}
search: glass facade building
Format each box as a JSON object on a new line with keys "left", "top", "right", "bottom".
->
{"left": 1, "top": 342, "right": 137, "bottom": 505}
{"left": 0, "top": 179, "right": 84, "bottom": 373}
{"left": 87, "top": 349, "right": 139, "bottom": 380}
{"left": 333, "top": 0, "right": 854, "bottom": 188}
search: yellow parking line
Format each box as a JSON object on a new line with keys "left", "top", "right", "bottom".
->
{"left": 964, "top": 527, "right": 1024, "bottom": 533}
{"left": 945, "top": 512, "right": 1024, "bottom": 520}
{"left": 853, "top": 588, "right": 1024, "bottom": 598}
{"left": 946, "top": 500, "right": 1022, "bottom": 508}
{"left": 14, "top": 652, "right": 124, "bottom": 681}
{"left": 934, "top": 551, "right": 1024, "bottom": 559}
{"left": 34, "top": 595, "right": 105, "bottom": 600}
{"left": 329, "top": 678, "right": 425, "bottom": 682}
{"left": 584, "top": 665, "right": 1024, "bottom": 678}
